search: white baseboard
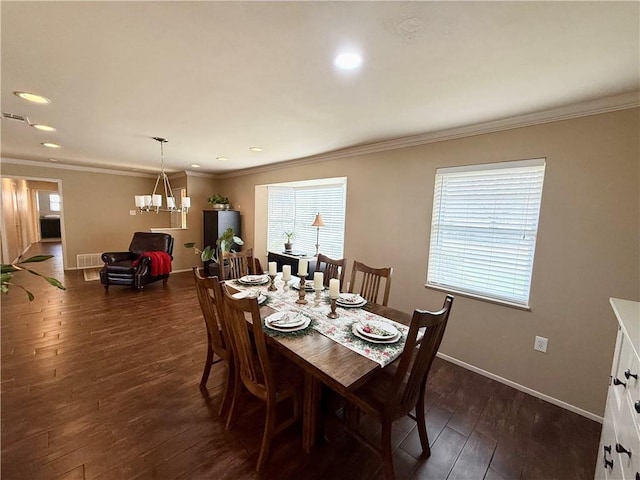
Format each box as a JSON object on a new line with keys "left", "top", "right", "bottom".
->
{"left": 170, "top": 268, "right": 193, "bottom": 274}
{"left": 436, "top": 352, "right": 603, "bottom": 424}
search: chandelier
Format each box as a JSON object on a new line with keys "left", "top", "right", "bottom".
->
{"left": 134, "top": 137, "right": 190, "bottom": 214}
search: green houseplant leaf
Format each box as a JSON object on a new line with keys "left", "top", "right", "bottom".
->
{"left": 1, "top": 255, "right": 65, "bottom": 301}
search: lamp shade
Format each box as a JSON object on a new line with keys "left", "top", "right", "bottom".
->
{"left": 311, "top": 213, "right": 325, "bottom": 227}
{"left": 182, "top": 197, "right": 191, "bottom": 208}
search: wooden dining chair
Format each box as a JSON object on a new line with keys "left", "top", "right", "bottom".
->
{"left": 192, "top": 268, "right": 235, "bottom": 418}
{"left": 347, "top": 260, "right": 393, "bottom": 306}
{"left": 221, "top": 286, "right": 303, "bottom": 472}
{"left": 315, "top": 253, "right": 346, "bottom": 288}
{"left": 221, "top": 248, "right": 255, "bottom": 280}
{"left": 341, "top": 294, "right": 454, "bottom": 480}
{"left": 254, "top": 257, "right": 264, "bottom": 274}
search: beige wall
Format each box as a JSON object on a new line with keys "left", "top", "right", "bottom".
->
{"left": 1, "top": 109, "right": 637, "bottom": 416}
{"left": 222, "top": 109, "right": 640, "bottom": 416}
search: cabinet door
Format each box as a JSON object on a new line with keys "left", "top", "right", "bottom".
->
{"left": 203, "top": 210, "right": 241, "bottom": 249}
{"left": 595, "top": 390, "right": 622, "bottom": 480}
{"left": 203, "top": 210, "right": 241, "bottom": 274}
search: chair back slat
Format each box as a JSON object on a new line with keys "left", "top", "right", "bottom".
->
{"left": 348, "top": 261, "right": 393, "bottom": 306}
{"left": 221, "top": 285, "right": 273, "bottom": 401}
{"left": 315, "top": 254, "right": 346, "bottom": 287}
{"left": 193, "top": 268, "right": 230, "bottom": 358}
{"left": 222, "top": 248, "right": 255, "bottom": 280}
{"left": 389, "top": 295, "right": 454, "bottom": 414}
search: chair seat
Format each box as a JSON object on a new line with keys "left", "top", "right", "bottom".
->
{"left": 348, "top": 368, "right": 408, "bottom": 420}
{"left": 105, "top": 260, "right": 136, "bottom": 273}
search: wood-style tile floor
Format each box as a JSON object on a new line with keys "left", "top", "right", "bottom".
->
{"left": 1, "top": 242, "right": 601, "bottom": 479}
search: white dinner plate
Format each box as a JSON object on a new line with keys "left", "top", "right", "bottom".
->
{"left": 355, "top": 320, "right": 399, "bottom": 340}
{"left": 338, "top": 293, "right": 364, "bottom": 304}
{"left": 337, "top": 298, "right": 367, "bottom": 308}
{"left": 351, "top": 324, "right": 401, "bottom": 344}
{"left": 265, "top": 311, "right": 310, "bottom": 332}
{"left": 239, "top": 275, "right": 269, "bottom": 285}
{"left": 232, "top": 290, "right": 268, "bottom": 305}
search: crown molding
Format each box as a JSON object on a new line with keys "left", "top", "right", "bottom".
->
{"left": 217, "top": 91, "right": 639, "bottom": 179}
{"left": 0, "top": 157, "right": 157, "bottom": 178}
{"left": 3, "top": 91, "right": 637, "bottom": 180}
{"left": 0, "top": 157, "right": 217, "bottom": 181}
{"left": 184, "top": 169, "right": 217, "bottom": 179}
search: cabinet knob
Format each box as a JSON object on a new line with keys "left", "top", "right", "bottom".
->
{"left": 625, "top": 369, "right": 639, "bottom": 380}
{"left": 635, "top": 400, "right": 640, "bottom": 414}
{"left": 616, "top": 443, "right": 632, "bottom": 457}
{"left": 614, "top": 377, "right": 627, "bottom": 388}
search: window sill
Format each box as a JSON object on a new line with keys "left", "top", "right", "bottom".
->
{"left": 424, "top": 284, "right": 531, "bottom": 311}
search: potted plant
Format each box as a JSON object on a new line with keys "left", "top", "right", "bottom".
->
{"left": 184, "top": 227, "right": 244, "bottom": 277}
{"left": 284, "top": 232, "right": 294, "bottom": 252}
{"left": 207, "top": 194, "right": 231, "bottom": 210}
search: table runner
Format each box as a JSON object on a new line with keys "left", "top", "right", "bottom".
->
{"left": 230, "top": 277, "right": 409, "bottom": 367}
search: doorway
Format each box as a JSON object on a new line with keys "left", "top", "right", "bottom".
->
{"left": 0, "top": 176, "right": 65, "bottom": 267}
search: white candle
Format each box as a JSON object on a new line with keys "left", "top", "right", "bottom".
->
{"left": 282, "top": 265, "right": 291, "bottom": 281}
{"left": 268, "top": 262, "right": 277, "bottom": 276}
{"left": 298, "top": 259, "right": 308, "bottom": 277}
{"left": 314, "top": 272, "right": 324, "bottom": 290}
{"left": 329, "top": 278, "right": 340, "bottom": 299}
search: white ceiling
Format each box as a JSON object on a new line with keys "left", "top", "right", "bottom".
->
{"left": 2, "top": 1, "right": 638, "bottom": 175}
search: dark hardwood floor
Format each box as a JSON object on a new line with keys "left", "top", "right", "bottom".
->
{"left": 1, "top": 242, "right": 601, "bottom": 479}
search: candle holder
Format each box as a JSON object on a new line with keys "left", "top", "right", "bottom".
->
{"left": 295, "top": 276, "right": 308, "bottom": 305}
{"left": 268, "top": 274, "right": 277, "bottom": 292}
{"left": 327, "top": 298, "right": 339, "bottom": 319}
{"left": 313, "top": 288, "right": 322, "bottom": 307}
{"left": 282, "top": 279, "right": 290, "bottom": 292}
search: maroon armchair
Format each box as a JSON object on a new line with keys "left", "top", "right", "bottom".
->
{"left": 100, "top": 232, "right": 174, "bottom": 290}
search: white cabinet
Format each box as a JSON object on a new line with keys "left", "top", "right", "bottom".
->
{"left": 595, "top": 298, "right": 640, "bottom": 480}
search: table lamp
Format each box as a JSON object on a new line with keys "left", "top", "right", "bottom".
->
{"left": 311, "top": 212, "right": 325, "bottom": 256}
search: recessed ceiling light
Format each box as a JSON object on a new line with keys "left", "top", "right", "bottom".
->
{"left": 15, "top": 92, "right": 51, "bottom": 104}
{"left": 333, "top": 52, "right": 363, "bottom": 70}
{"left": 32, "top": 124, "right": 56, "bottom": 132}
{"left": 190, "top": 164, "right": 200, "bottom": 168}
{"left": 249, "top": 147, "right": 263, "bottom": 152}
{"left": 216, "top": 157, "right": 228, "bottom": 162}
{"left": 49, "top": 158, "right": 59, "bottom": 162}
{"left": 42, "top": 142, "right": 61, "bottom": 148}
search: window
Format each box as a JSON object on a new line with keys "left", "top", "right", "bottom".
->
{"left": 267, "top": 178, "right": 346, "bottom": 258}
{"left": 49, "top": 193, "right": 60, "bottom": 212}
{"left": 427, "top": 159, "right": 546, "bottom": 308}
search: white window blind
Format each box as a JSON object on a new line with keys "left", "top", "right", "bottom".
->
{"left": 268, "top": 181, "right": 346, "bottom": 258}
{"left": 427, "top": 159, "right": 546, "bottom": 307}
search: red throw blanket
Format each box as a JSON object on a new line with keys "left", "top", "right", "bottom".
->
{"left": 133, "top": 251, "right": 172, "bottom": 277}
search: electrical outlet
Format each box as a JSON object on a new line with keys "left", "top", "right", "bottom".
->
{"left": 129, "top": 210, "right": 137, "bottom": 216}
{"left": 534, "top": 336, "right": 548, "bottom": 353}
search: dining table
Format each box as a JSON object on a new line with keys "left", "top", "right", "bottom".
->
{"left": 228, "top": 274, "right": 412, "bottom": 453}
